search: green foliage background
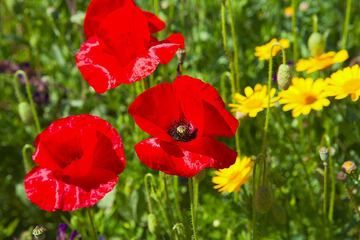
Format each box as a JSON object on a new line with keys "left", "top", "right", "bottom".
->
{"left": 0, "top": 0, "right": 360, "bottom": 239}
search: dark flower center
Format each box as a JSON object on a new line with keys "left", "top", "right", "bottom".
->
{"left": 168, "top": 120, "right": 197, "bottom": 142}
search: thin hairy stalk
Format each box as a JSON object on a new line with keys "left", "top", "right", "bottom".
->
{"left": 22, "top": 144, "right": 34, "bottom": 173}
{"left": 291, "top": 0, "right": 299, "bottom": 61}
{"left": 221, "top": 0, "right": 236, "bottom": 95}
{"left": 341, "top": 0, "right": 352, "bottom": 49}
{"left": 144, "top": 173, "right": 154, "bottom": 214}
{"left": 173, "top": 176, "right": 184, "bottom": 223}
{"left": 87, "top": 208, "right": 98, "bottom": 240}
{"left": 227, "top": 0, "right": 241, "bottom": 90}
{"left": 15, "top": 70, "right": 41, "bottom": 133}
{"left": 189, "top": 177, "right": 199, "bottom": 240}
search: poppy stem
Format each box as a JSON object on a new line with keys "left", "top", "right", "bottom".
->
{"left": 87, "top": 208, "right": 98, "bottom": 239}
{"left": 341, "top": 0, "right": 352, "bottom": 49}
{"left": 291, "top": 0, "right": 299, "bottom": 61}
{"left": 227, "top": 0, "right": 241, "bottom": 90}
{"left": 15, "top": 70, "right": 41, "bottom": 134}
{"left": 189, "top": 177, "right": 199, "bottom": 240}
{"left": 22, "top": 144, "right": 34, "bottom": 174}
{"left": 323, "top": 161, "right": 328, "bottom": 228}
{"left": 144, "top": 173, "right": 154, "bottom": 214}
{"left": 221, "top": 0, "right": 236, "bottom": 95}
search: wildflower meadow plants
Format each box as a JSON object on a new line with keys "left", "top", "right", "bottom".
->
{"left": 1, "top": 0, "right": 360, "bottom": 239}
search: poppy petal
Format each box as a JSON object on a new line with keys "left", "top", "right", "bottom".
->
{"left": 84, "top": 0, "right": 133, "bottom": 38}
{"left": 143, "top": 11, "right": 166, "bottom": 33}
{"left": 135, "top": 138, "right": 236, "bottom": 177}
{"left": 24, "top": 167, "right": 118, "bottom": 211}
{"left": 76, "top": 36, "right": 123, "bottom": 93}
{"left": 129, "top": 83, "right": 180, "bottom": 140}
{"left": 174, "top": 76, "right": 238, "bottom": 137}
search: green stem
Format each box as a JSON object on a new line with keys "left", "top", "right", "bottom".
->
{"left": 12, "top": 73, "right": 24, "bottom": 103}
{"left": 328, "top": 152, "right": 335, "bottom": 223}
{"left": 15, "top": 70, "right": 41, "bottom": 134}
{"left": 251, "top": 161, "right": 258, "bottom": 240}
{"left": 87, "top": 208, "right": 98, "bottom": 240}
{"left": 22, "top": 144, "right": 34, "bottom": 173}
{"left": 227, "top": 0, "right": 241, "bottom": 90}
{"left": 323, "top": 162, "right": 328, "bottom": 226}
{"left": 173, "top": 176, "right": 184, "bottom": 223}
{"left": 341, "top": 0, "right": 352, "bottom": 49}
{"left": 291, "top": 0, "right": 299, "bottom": 61}
{"left": 221, "top": 0, "right": 236, "bottom": 95}
{"left": 221, "top": 0, "right": 241, "bottom": 160}
{"left": 144, "top": 173, "right": 154, "bottom": 214}
{"left": 260, "top": 43, "right": 286, "bottom": 183}
{"left": 312, "top": 15, "right": 318, "bottom": 33}
{"left": 189, "top": 177, "right": 199, "bottom": 240}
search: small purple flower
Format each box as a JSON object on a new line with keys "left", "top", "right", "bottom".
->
{"left": 57, "top": 223, "right": 68, "bottom": 240}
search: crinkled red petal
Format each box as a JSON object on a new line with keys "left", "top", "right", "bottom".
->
{"left": 128, "top": 83, "right": 180, "bottom": 141}
{"left": 174, "top": 76, "right": 238, "bottom": 137}
{"left": 135, "top": 137, "right": 237, "bottom": 177}
{"left": 24, "top": 167, "right": 118, "bottom": 211}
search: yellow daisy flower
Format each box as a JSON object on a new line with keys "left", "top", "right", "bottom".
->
{"left": 255, "top": 38, "right": 290, "bottom": 61}
{"left": 284, "top": 6, "right": 294, "bottom": 17}
{"left": 296, "top": 50, "right": 349, "bottom": 73}
{"left": 212, "top": 156, "right": 254, "bottom": 193}
{"left": 325, "top": 65, "right": 360, "bottom": 101}
{"left": 229, "top": 84, "right": 279, "bottom": 117}
{"left": 279, "top": 78, "right": 331, "bottom": 117}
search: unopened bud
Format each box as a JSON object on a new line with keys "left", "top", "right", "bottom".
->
{"left": 342, "top": 161, "right": 357, "bottom": 175}
{"left": 176, "top": 49, "right": 186, "bottom": 64}
{"left": 255, "top": 185, "right": 273, "bottom": 214}
{"left": 147, "top": 213, "right": 157, "bottom": 234}
{"left": 308, "top": 32, "right": 326, "bottom": 57}
{"left": 319, "top": 147, "right": 329, "bottom": 162}
{"left": 336, "top": 171, "right": 347, "bottom": 181}
{"left": 18, "top": 101, "right": 33, "bottom": 124}
{"left": 32, "top": 225, "right": 46, "bottom": 240}
{"left": 277, "top": 64, "right": 292, "bottom": 90}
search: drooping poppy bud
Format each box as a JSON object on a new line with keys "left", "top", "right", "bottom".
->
{"left": 18, "top": 101, "right": 33, "bottom": 124}
{"left": 277, "top": 64, "right": 292, "bottom": 90}
{"left": 308, "top": 32, "right": 326, "bottom": 57}
{"left": 255, "top": 185, "right": 273, "bottom": 214}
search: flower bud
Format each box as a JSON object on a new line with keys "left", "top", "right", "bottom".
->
{"left": 147, "top": 213, "right": 157, "bottom": 234}
{"left": 176, "top": 49, "right": 186, "bottom": 64}
{"left": 319, "top": 147, "right": 329, "bottom": 162}
{"left": 32, "top": 225, "right": 46, "bottom": 240}
{"left": 18, "top": 101, "right": 33, "bottom": 124}
{"left": 277, "top": 64, "right": 292, "bottom": 90}
{"left": 255, "top": 185, "right": 273, "bottom": 214}
{"left": 308, "top": 32, "right": 326, "bottom": 57}
{"left": 336, "top": 171, "right": 347, "bottom": 181}
{"left": 342, "top": 161, "right": 357, "bottom": 175}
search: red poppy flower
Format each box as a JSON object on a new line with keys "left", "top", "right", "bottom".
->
{"left": 24, "top": 114, "right": 126, "bottom": 211}
{"left": 76, "top": 0, "right": 185, "bottom": 93}
{"left": 128, "top": 75, "right": 239, "bottom": 177}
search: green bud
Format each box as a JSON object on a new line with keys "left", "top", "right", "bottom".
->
{"left": 277, "top": 64, "right": 292, "bottom": 90}
{"left": 308, "top": 32, "right": 326, "bottom": 57}
{"left": 18, "top": 101, "right": 33, "bottom": 124}
{"left": 147, "top": 213, "right": 157, "bottom": 234}
{"left": 255, "top": 185, "right": 273, "bottom": 214}
{"left": 319, "top": 147, "right": 329, "bottom": 162}
{"left": 32, "top": 225, "right": 46, "bottom": 240}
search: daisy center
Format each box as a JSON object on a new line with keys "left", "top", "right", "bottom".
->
{"left": 168, "top": 121, "right": 197, "bottom": 142}
{"left": 304, "top": 94, "right": 317, "bottom": 105}
{"left": 343, "top": 78, "right": 360, "bottom": 94}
